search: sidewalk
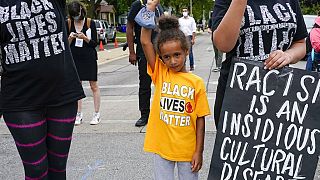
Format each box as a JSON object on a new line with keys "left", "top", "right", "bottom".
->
{"left": 97, "top": 46, "right": 129, "bottom": 65}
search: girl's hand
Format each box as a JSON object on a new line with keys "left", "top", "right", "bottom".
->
{"left": 147, "top": 0, "right": 159, "bottom": 11}
{"left": 264, "top": 50, "right": 293, "bottom": 70}
{"left": 147, "top": 0, "right": 160, "bottom": 6}
{"left": 191, "top": 151, "right": 203, "bottom": 172}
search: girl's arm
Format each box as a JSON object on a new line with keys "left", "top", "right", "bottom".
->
{"left": 264, "top": 39, "right": 306, "bottom": 70}
{"left": 141, "top": 28, "right": 156, "bottom": 71}
{"left": 140, "top": 0, "right": 159, "bottom": 71}
{"left": 213, "top": 0, "right": 247, "bottom": 52}
{"left": 191, "top": 116, "right": 205, "bottom": 172}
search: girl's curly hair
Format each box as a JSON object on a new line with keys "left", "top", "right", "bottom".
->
{"left": 154, "top": 16, "right": 190, "bottom": 55}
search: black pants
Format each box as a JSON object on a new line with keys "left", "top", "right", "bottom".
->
{"left": 214, "top": 59, "right": 231, "bottom": 126}
{"left": 138, "top": 55, "right": 151, "bottom": 117}
{"left": 3, "top": 102, "right": 77, "bottom": 180}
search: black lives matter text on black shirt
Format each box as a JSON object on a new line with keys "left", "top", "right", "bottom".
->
{"left": 212, "top": 0, "right": 307, "bottom": 62}
{"left": 1, "top": 0, "right": 65, "bottom": 64}
{"left": 0, "top": 0, "right": 85, "bottom": 111}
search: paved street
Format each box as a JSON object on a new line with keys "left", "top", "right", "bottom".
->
{"left": 0, "top": 32, "right": 315, "bottom": 180}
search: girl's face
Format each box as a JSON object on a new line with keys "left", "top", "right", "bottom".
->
{"left": 159, "top": 40, "right": 188, "bottom": 73}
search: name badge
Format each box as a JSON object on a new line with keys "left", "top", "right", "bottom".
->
{"left": 75, "top": 38, "right": 83, "bottom": 47}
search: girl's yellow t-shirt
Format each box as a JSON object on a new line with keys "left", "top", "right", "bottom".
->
{"left": 144, "top": 56, "right": 211, "bottom": 162}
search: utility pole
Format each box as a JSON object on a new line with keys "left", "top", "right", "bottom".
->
{"left": 190, "top": 0, "right": 193, "bottom": 16}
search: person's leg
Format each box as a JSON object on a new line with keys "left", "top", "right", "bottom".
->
{"left": 3, "top": 110, "right": 49, "bottom": 179}
{"left": 153, "top": 154, "right": 175, "bottom": 180}
{"left": 46, "top": 102, "right": 77, "bottom": 179}
{"left": 136, "top": 55, "right": 151, "bottom": 127}
{"left": 75, "top": 81, "right": 83, "bottom": 125}
{"left": 89, "top": 81, "right": 101, "bottom": 125}
{"left": 213, "top": 45, "right": 222, "bottom": 69}
{"left": 188, "top": 36, "right": 194, "bottom": 70}
{"left": 214, "top": 60, "right": 230, "bottom": 126}
{"left": 177, "top": 161, "right": 198, "bottom": 180}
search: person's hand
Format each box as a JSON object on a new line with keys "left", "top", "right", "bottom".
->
{"left": 264, "top": 50, "right": 293, "bottom": 70}
{"left": 129, "top": 52, "right": 137, "bottom": 66}
{"left": 191, "top": 38, "right": 195, "bottom": 45}
{"left": 191, "top": 151, "right": 203, "bottom": 172}
{"left": 208, "top": 28, "right": 212, "bottom": 33}
{"left": 147, "top": 0, "right": 160, "bottom": 6}
{"left": 68, "top": 32, "right": 77, "bottom": 40}
{"left": 147, "top": 0, "right": 159, "bottom": 11}
{"left": 76, "top": 32, "right": 87, "bottom": 40}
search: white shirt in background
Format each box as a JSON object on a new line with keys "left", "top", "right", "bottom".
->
{"left": 179, "top": 16, "right": 197, "bottom": 36}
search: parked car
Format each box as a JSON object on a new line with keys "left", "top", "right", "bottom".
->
{"left": 303, "top": 15, "right": 317, "bottom": 33}
{"left": 93, "top": 19, "right": 117, "bottom": 44}
{"left": 102, "top": 20, "right": 117, "bottom": 42}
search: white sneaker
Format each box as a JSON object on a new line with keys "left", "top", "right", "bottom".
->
{"left": 90, "top": 112, "right": 101, "bottom": 125}
{"left": 75, "top": 112, "right": 83, "bottom": 125}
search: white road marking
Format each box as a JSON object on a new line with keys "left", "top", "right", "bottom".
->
{"left": 83, "top": 81, "right": 218, "bottom": 89}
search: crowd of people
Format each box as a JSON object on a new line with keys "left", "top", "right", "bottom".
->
{"left": 0, "top": 0, "right": 319, "bottom": 179}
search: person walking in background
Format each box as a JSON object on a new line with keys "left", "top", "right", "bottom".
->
{"left": 141, "top": 14, "right": 211, "bottom": 179}
{"left": 210, "top": 0, "right": 307, "bottom": 126}
{"left": 306, "top": 12, "right": 320, "bottom": 71}
{"left": 126, "top": 0, "right": 163, "bottom": 127}
{"left": 0, "top": 0, "right": 85, "bottom": 179}
{"left": 208, "top": 13, "right": 223, "bottom": 72}
{"left": 67, "top": 1, "right": 101, "bottom": 125}
{"left": 179, "top": 7, "right": 197, "bottom": 71}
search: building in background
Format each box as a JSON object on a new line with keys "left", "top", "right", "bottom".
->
{"left": 96, "top": 0, "right": 116, "bottom": 26}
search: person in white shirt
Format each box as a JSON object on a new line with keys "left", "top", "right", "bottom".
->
{"left": 179, "top": 8, "right": 197, "bottom": 71}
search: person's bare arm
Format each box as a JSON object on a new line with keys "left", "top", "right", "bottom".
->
{"left": 213, "top": 0, "right": 247, "bottom": 52}
{"left": 264, "top": 39, "right": 306, "bottom": 69}
{"left": 126, "top": 21, "right": 137, "bottom": 65}
{"left": 141, "top": 28, "right": 156, "bottom": 71}
{"left": 140, "top": 0, "right": 159, "bottom": 71}
{"left": 192, "top": 32, "right": 196, "bottom": 45}
{"left": 191, "top": 116, "right": 205, "bottom": 172}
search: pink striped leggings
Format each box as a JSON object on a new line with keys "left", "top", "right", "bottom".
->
{"left": 3, "top": 102, "right": 77, "bottom": 180}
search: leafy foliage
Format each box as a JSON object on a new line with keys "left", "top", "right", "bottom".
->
{"left": 66, "top": 0, "right": 319, "bottom": 23}
{"left": 300, "top": 0, "right": 320, "bottom": 15}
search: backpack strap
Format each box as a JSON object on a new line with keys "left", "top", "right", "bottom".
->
{"left": 86, "top": 18, "right": 91, "bottom": 29}
{"left": 67, "top": 18, "right": 71, "bottom": 33}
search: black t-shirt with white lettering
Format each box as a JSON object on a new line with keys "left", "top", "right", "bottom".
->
{"left": 0, "top": 0, "right": 85, "bottom": 111}
{"left": 212, "top": 0, "right": 308, "bottom": 64}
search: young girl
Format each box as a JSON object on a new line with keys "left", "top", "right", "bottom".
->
{"left": 140, "top": 4, "right": 211, "bottom": 180}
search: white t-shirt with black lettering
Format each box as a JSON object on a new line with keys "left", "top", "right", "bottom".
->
{"left": 0, "top": 0, "right": 85, "bottom": 111}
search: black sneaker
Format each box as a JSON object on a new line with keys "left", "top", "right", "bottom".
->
{"left": 135, "top": 117, "right": 148, "bottom": 127}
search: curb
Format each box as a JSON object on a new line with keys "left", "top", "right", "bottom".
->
{"left": 96, "top": 47, "right": 129, "bottom": 66}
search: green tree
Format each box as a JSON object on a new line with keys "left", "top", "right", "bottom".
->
{"left": 300, "top": 0, "right": 320, "bottom": 15}
{"left": 161, "top": 0, "right": 214, "bottom": 22}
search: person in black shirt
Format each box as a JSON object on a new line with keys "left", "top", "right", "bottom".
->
{"left": 0, "top": 0, "right": 85, "bottom": 179}
{"left": 126, "top": 0, "right": 163, "bottom": 127}
{"left": 67, "top": 1, "right": 101, "bottom": 125}
{"left": 210, "top": 0, "right": 307, "bottom": 125}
